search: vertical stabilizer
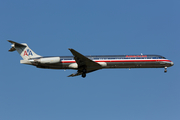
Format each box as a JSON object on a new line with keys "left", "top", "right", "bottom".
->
{"left": 8, "top": 40, "right": 41, "bottom": 60}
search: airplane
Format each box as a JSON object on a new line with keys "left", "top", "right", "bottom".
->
{"left": 8, "top": 40, "right": 174, "bottom": 78}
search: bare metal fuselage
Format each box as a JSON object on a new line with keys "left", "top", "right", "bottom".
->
{"left": 25, "top": 55, "right": 173, "bottom": 70}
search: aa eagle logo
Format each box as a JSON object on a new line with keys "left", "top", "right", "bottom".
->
{"left": 23, "top": 49, "right": 33, "bottom": 56}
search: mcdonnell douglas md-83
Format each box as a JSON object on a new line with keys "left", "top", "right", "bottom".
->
{"left": 8, "top": 40, "right": 174, "bottom": 78}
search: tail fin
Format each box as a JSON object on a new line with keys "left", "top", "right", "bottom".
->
{"left": 8, "top": 40, "right": 41, "bottom": 60}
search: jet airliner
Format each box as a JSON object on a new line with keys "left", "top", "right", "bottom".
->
{"left": 8, "top": 40, "right": 174, "bottom": 78}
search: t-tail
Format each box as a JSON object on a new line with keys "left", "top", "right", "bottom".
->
{"left": 8, "top": 40, "right": 41, "bottom": 60}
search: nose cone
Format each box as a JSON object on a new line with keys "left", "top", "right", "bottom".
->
{"left": 171, "top": 62, "right": 174, "bottom": 66}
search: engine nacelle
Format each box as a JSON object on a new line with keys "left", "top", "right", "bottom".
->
{"left": 37, "top": 57, "right": 60, "bottom": 64}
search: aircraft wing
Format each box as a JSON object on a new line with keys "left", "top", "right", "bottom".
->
{"left": 68, "top": 69, "right": 100, "bottom": 77}
{"left": 68, "top": 48, "right": 102, "bottom": 77}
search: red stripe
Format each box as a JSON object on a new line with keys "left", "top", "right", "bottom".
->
{"left": 61, "top": 59, "right": 171, "bottom": 63}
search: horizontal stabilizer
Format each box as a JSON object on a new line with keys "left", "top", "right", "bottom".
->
{"left": 8, "top": 40, "right": 26, "bottom": 47}
{"left": 8, "top": 40, "right": 26, "bottom": 52}
{"left": 8, "top": 47, "right": 16, "bottom": 52}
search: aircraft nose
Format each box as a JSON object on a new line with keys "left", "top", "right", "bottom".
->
{"left": 171, "top": 62, "right": 174, "bottom": 66}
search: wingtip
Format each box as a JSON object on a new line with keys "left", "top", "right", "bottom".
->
{"left": 68, "top": 48, "right": 73, "bottom": 50}
{"left": 7, "top": 40, "right": 13, "bottom": 43}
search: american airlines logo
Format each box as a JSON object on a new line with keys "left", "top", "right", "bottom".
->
{"left": 23, "top": 49, "right": 33, "bottom": 56}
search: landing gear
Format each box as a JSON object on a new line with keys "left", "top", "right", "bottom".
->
{"left": 82, "top": 73, "right": 86, "bottom": 78}
{"left": 82, "top": 69, "right": 86, "bottom": 78}
{"left": 164, "top": 67, "right": 167, "bottom": 73}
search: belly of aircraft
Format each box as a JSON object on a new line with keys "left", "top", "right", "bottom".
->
{"left": 35, "top": 61, "right": 171, "bottom": 69}
{"left": 105, "top": 62, "right": 169, "bottom": 68}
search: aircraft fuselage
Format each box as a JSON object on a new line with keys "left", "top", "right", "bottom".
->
{"left": 26, "top": 55, "right": 173, "bottom": 70}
